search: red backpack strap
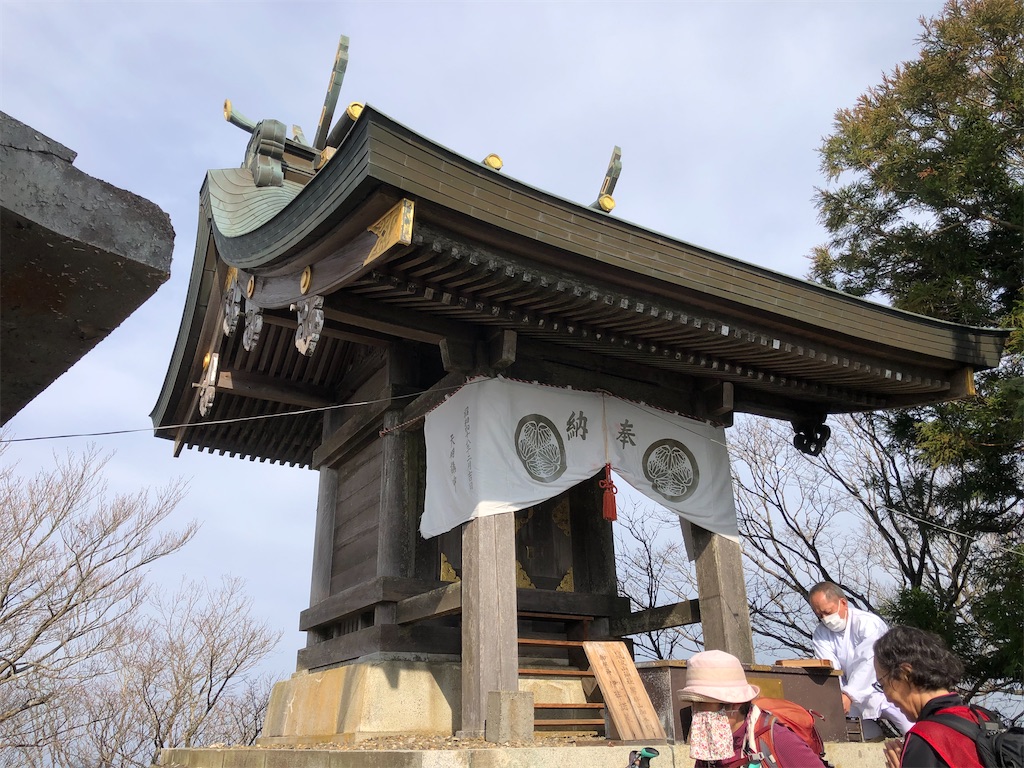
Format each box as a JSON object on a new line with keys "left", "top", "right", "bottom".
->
{"left": 909, "top": 719, "right": 985, "bottom": 768}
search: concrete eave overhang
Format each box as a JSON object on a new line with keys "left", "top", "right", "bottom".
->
{"left": 1, "top": 112, "right": 173, "bottom": 424}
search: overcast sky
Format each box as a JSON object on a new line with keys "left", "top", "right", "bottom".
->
{"left": 1, "top": 0, "right": 945, "bottom": 675}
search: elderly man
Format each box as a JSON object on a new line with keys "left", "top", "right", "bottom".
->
{"left": 808, "top": 581, "right": 913, "bottom": 739}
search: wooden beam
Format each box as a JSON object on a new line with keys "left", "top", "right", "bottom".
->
{"left": 947, "top": 366, "right": 975, "bottom": 399}
{"left": 440, "top": 337, "right": 476, "bottom": 373}
{"left": 510, "top": 340, "right": 697, "bottom": 418}
{"left": 299, "top": 576, "right": 445, "bottom": 632}
{"left": 396, "top": 581, "right": 463, "bottom": 624}
{"left": 261, "top": 312, "right": 392, "bottom": 347}
{"left": 323, "top": 293, "right": 476, "bottom": 346}
{"left": 609, "top": 600, "right": 701, "bottom": 637}
{"left": 297, "top": 623, "right": 461, "bottom": 670}
{"left": 215, "top": 370, "right": 333, "bottom": 409}
{"left": 517, "top": 589, "right": 630, "bottom": 618}
{"left": 489, "top": 329, "right": 517, "bottom": 370}
{"left": 312, "top": 390, "right": 392, "bottom": 468}
{"left": 399, "top": 371, "right": 468, "bottom": 431}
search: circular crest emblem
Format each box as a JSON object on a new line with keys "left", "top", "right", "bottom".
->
{"left": 515, "top": 414, "right": 566, "bottom": 483}
{"left": 642, "top": 439, "right": 699, "bottom": 502}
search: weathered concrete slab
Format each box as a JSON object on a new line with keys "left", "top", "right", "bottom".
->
{"left": 159, "top": 741, "right": 887, "bottom": 768}
{"left": 0, "top": 111, "right": 173, "bottom": 423}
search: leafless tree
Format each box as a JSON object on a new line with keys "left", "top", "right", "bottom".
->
{"left": 200, "top": 674, "right": 278, "bottom": 747}
{"left": 614, "top": 498, "right": 703, "bottom": 660}
{"left": 0, "top": 444, "right": 194, "bottom": 746}
{"left": 130, "top": 577, "right": 281, "bottom": 764}
{"left": 0, "top": 444, "right": 281, "bottom": 767}
{"left": 8, "top": 578, "right": 281, "bottom": 768}
{"left": 731, "top": 413, "right": 1022, "bottom": 717}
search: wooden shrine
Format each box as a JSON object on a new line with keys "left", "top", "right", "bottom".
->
{"left": 152, "top": 37, "right": 1007, "bottom": 743}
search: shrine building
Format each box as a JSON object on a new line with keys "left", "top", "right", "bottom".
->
{"left": 151, "top": 37, "right": 1007, "bottom": 745}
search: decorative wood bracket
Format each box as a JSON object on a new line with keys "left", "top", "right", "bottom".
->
{"left": 792, "top": 416, "right": 831, "bottom": 456}
{"left": 365, "top": 199, "right": 415, "bottom": 265}
{"left": 242, "top": 299, "right": 263, "bottom": 352}
{"left": 222, "top": 270, "right": 242, "bottom": 337}
{"left": 197, "top": 352, "right": 219, "bottom": 417}
{"left": 293, "top": 295, "right": 325, "bottom": 356}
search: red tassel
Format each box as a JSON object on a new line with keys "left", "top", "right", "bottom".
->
{"left": 599, "top": 462, "right": 617, "bottom": 521}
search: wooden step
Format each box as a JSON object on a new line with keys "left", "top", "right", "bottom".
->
{"left": 518, "top": 667, "right": 594, "bottom": 677}
{"left": 535, "top": 718, "right": 606, "bottom": 727}
{"left": 517, "top": 637, "right": 585, "bottom": 648}
{"left": 535, "top": 702, "right": 605, "bottom": 709}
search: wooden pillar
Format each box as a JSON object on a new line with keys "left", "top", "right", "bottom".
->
{"left": 309, "top": 408, "right": 345, "bottom": 609}
{"left": 375, "top": 408, "right": 415, "bottom": 623}
{"left": 309, "top": 467, "right": 339, "bottom": 609}
{"left": 691, "top": 523, "right": 755, "bottom": 663}
{"left": 460, "top": 513, "right": 519, "bottom": 737}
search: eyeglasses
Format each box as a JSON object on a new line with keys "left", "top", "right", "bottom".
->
{"left": 872, "top": 672, "right": 891, "bottom": 693}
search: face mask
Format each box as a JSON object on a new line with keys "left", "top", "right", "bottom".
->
{"left": 821, "top": 611, "right": 847, "bottom": 633}
{"left": 689, "top": 710, "right": 735, "bottom": 761}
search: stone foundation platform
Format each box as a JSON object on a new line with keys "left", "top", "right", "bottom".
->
{"left": 159, "top": 741, "right": 886, "bottom": 768}
{"left": 260, "top": 659, "right": 595, "bottom": 745}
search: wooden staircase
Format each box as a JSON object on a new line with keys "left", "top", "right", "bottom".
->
{"left": 517, "top": 612, "right": 607, "bottom": 735}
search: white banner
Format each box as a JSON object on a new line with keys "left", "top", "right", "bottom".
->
{"left": 421, "top": 378, "right": 738, "bottom": 542}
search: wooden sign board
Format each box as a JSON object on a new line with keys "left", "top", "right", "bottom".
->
{"left": 774, "top": 659, "right": 836, "bottom": 668}
{"left": 583, "top": 641, "right": 667, "bottom": 742}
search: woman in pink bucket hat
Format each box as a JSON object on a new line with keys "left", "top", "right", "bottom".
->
{"left": 678, "top": 650, "right": 827, "bottom": 768}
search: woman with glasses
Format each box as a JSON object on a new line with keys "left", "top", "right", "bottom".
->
{"left": 873, "top": 625, "right": 999, "bottom": 768}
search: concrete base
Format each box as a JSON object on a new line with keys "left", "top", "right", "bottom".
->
{"left": 485, "top": 691, "right": 534, "bottom": 743}
{"left": 160, "top": 741, "right": 887, "bottom": 768}
{"left": 261, "top": 660, "right": 594, "bottom": 745}
{"left": 261, "top": 660, "right": 463, "bottom": 744}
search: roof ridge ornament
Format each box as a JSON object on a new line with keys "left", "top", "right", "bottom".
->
{"left": 313, "top": 35, "right": 351, "bottom": 151}
{"left": 592, "top": 145, "right": 622, "bottom": 213}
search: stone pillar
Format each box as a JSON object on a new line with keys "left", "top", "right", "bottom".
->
{"left": 691, "top": 523, "right": 755, "bottom": 663}
{"left": 460, "top": 513, "right": 519, "bottom": 737}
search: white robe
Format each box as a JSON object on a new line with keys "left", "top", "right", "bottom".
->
{"left": 811, "top": 605, "right": 912, "bottom": 734}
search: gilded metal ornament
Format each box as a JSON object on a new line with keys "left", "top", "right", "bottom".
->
{"left": 197, "top": 352, "right": 219, "bottom": 418}
{"left": 365, "top": 198, "right": 415, "bottom": 265}
{"left": 556, "top": 567, "right": 575, "bottom": 593}
{"left": 552, "top": 499, "right": 571, "bottom": 537}
{"left": 440, "top": 553, "right": 460, "bottom": 582}
{"left": 515, "top": 560, "right": 536, "bottom": 589}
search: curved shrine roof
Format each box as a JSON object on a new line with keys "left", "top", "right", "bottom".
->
{"left": 152, "top": 105, "right": 1007, "bottom": 467}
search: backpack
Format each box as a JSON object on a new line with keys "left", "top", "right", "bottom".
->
{"left": 913, "top": 704, "right": 1024, "bottom": 768}
{"left": 744, "top": 698, "right": 833, "bottom": 768}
